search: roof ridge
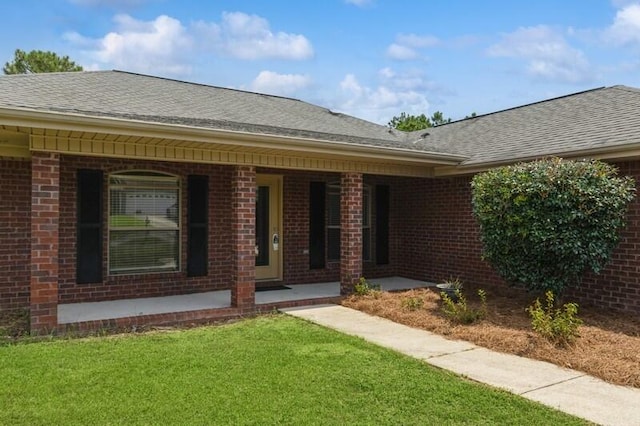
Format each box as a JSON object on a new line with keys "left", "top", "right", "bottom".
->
{"left": 403, "top": 86, "right": 610, "bottom": 138}
{"left": 110, "top": 70, "right": 364, "bottom": 125}
{"left": 450, "top": 85, "right": 608, "bottom": 124}
{"left": 110, "top": 69, "right": 307, "bottom": 103}
{"left": 0, "top": 69, "right": 114, "bottom": 78}
{"left": 608, "top": 84, "right": 640, "bottom": 94}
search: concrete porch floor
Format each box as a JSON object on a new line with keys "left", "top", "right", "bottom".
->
{"left": 58, "top": 277, "right": 434, "bottom": 324}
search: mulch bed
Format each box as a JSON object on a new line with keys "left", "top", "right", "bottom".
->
{"left": 342, "top": 285, "right": 640, "bottom": 388}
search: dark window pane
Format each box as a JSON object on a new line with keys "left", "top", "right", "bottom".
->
{"left": 327, "top": 189, "right": 340, "bottom": 226}
{"left": 188, "top": 175, "right": 208, "bottom": 277}
{"left": 188, "top": 175, "right": 208, "bottom": 225}
{"left": 362, "top": 228, "right": 371, "bottom": 261}
{"left": 187, "top": 225, "right": 207, "bottom": 276}
{"left": 328, "top": 228, "right": 341, "bottom": 261}
{"left": 375, "top": 185, "right": 390, "bottom": 265}
{"left": 77, "top": 169, "right": 103, "bottom": 283}
{"left": 309, "top": 182, "right": 326, "bottom": 269}
{"left": 77, "top": 225, "right": 102, "bottom": 283}
{"left": 255, "top": 186, "right": 269, "bottom": 266}
{"left": 78, "top": 170, "right": 102, "bottom": 224}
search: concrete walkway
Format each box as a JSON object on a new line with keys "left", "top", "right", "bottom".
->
{"left": 281, "top": 304, "right": 640, "bottom": 426}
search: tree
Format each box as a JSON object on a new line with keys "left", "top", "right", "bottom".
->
{"left": 430, "top": 111, "right": 451, "bottom": 126}
{"left": 471, "top": 158, "right": 635, "bottom": 295}
{"left": 388, "top": 112, "right": 431, "bottom": 131}
{"left": 3, "top": 49, "right": 83, "bottom": 74}
{"left": 388, "top": 111, "right": 451, "bottom": 131}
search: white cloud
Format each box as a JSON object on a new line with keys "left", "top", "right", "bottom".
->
{"left": 385, "top": 33, "right": 439, "bottom": 61}
{"left": 193, "top": 12, "right": 313, "bottom": 60}
{"left": 606, "top": 4, "right": 640, "bottom": 45}
{"left": 396, "top": 34, "right": 439, "bottom": 48}
{"left": 487, "top": 25, "right": 592, "bottom": 83}
{"left": 610, "top": 0, "right": 639, "bottom": 7}
{"left": 65, "top": 14, "right": 192, "bottom": 75}
{"left": 65, "top": 12, "right": 314, "bottom": 75}
{"left": 345, "top": 0, "right": 373, "bottom": 7}
{"left": 386, "top": 44, "right": 418, "bottom": 60}
{"left": 337, "top": 68, "right": 432, "bottom": 124}
{"left": 249, "top": 71, "right": 312, "bottom": 97}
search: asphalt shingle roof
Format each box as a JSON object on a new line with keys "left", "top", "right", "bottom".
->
{"left": 0, "top": 70, "right": 426, "bottom": 151}
{"left": 415, "top": 85, "right": 640, "bottom": 165}
{"left": 2, "top": 70, "right": 640, "bottom": 167}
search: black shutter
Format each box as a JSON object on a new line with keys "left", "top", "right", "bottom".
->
{"left": 309, "top": 182, "right": 326, "bottom": 269}
{"left": 187, "top": 175, "right": 208, "bottom": 277}
{"left": 375, "top": 185, "right": 390, "bottom": 265}
{"left": 77, "top": 169, "right": 103, "bottom": 284}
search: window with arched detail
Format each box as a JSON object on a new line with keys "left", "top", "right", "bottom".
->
{"left": 108, "top": 171, "right": 180, "bottom": 274}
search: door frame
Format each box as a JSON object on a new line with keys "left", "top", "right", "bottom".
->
{"left": 255, "top": 174, "right": 283, "bottom": 281}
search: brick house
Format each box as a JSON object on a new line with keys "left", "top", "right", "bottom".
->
{"left": 1, "top": 71, "right": 639, "bottom": 333}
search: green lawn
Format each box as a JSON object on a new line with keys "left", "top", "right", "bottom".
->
{"left": 110, "top": 214, "right": 148, "bottom": 227}
{"left": 0, "top": 315, "right": 586, "bottom": 425}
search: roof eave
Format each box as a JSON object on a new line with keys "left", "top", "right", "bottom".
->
{"left": 433, "top": 143, "right": 640, "bottom": 177}
{"left": 0, "top": 107, "right": 467, "bottom": 166}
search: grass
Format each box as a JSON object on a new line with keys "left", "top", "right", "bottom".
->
{"left": 109, "top": 214, "right": 149, "bottom": 227}
{"left": 0, "top": 315, "right": 585, "bottom": 425}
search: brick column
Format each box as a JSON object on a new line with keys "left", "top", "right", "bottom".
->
{"left": 231, "top": 166, "right": 256, "bottom": 309}
{"left": 30, "top": 152, "right": 60, "bottom": 334}
{"left": 340, "top": 172, "right": 363, "bottom": 295}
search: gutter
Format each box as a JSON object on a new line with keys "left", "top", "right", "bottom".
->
{"left": 0, "top": 107, "right": 468, "bottom": 166}
{"left": 434, "top": 143, "right": 640, "bottom": 177}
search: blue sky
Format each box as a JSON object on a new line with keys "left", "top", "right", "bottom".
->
{"left": 3, "top": 0, "right": 640, "bottom": 124}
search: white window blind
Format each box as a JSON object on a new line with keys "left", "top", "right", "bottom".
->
{"left": 108, "top": 172, "right": 180, "bottom": 274}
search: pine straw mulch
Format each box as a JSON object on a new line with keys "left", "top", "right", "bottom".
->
{"left": 342, "top": 285, "right": 640, "bottom": 389}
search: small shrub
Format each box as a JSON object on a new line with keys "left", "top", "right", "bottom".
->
{"left": 527, "top": 291, "right": 582, "bottom": 345}
{"left": 441, "top": 277, "right": 463, "bottom": 289}
{"left": 354, "top": 277, "right": 381, "bottom": 296}
{"left": 401, "top": 296, "right": 424, "bottom": 311}
{"left": 437, "top": 277, "right": 464, "bottom": 302}
{"left": 441, "top": 289, "right": 487, "bottom": 324}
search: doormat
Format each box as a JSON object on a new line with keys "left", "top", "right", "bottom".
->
{"left": 255, "top": 285, "right": 291, "bottom": 292}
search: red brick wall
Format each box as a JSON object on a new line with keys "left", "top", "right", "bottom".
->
{"left": 6, "top": 153, "right": 640, "bottom": 313}
{"left": 2, "top": 157, "right": 404, "bottom": 310}
{"left": 396, "top": 168, "right": 640, "bottom": 314}
{"left": 396, "top": 176, "right": 502, "bottom": 287}
{"left": 279, "top": 169, "right": 342, "bottom": 284}
{"left": 363, "top": 175, "right": 400, "bottom": 279}
{"left": 567, "top": 160, "right": 640, "bottom": 313}
{"left": 30, "top": 152, "right": 61, "bottom": 332}
{"left": 276, "top": 170, "right": 397, "bottom": 286}
{"left": 0, "top": 159, "right": 31, "bottom": 312}
{"left": 340, "top": 172, "right": 363, "bottom": 294}
{"left": 230, "top": 166, "right": 255, "bottom": 308}
{"left": 58, "top": 155, "right": 234, "bottom": 303}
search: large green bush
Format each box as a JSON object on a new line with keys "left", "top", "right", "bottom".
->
{"left": 471, "top": 158, "right": 635, "bottom": 294}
